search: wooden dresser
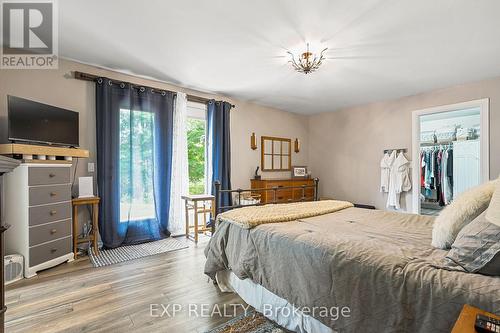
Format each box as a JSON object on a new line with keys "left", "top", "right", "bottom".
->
{"left": 250, "top": 178, "right": 316, "bottom": 204}
{"left": 4, "top": 163, "right": 74, "bottom": 278}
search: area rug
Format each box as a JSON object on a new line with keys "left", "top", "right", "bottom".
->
{"left": 89, "top": 238, "right": 188, "bottom": 268}
{"left": 205, "top": 310, "right": 287, "bottom": 333}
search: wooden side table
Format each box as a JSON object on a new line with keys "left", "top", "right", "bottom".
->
{"left": 72, "top": 196, "right": 100, "bottom": 259}
{"left": 181, "top": 194, "right": 215, "bottom": 243}
{"left": 452, "top": 304, "right": 500, "bottom": 333}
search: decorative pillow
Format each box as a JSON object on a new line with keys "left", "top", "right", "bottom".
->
{"left": 431, "top": 179, "right": 498, "bottom": 249}
{"left": 486, "top": 181, "right": 500, "bottom": 227}
{"left": 444, "top": 211, "right": 500, "bottom": 276}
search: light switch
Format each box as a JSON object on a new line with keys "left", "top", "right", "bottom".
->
{"left": 88, "top": 162, "right": 95, "bottom": 173}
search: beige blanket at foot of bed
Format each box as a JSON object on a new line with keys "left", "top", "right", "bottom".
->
{"left": 217, "top": 200, "right": 353, "bottom": 229}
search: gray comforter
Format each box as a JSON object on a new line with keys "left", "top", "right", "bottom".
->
{"left": 204, "top": 207, "right": 500, "bottom": 333}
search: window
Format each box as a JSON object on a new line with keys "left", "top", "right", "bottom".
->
{"left": 187, "top": 102, "right": 208, "bottom": 195}
{"left": 119, "top": 108, "right": 156, "bottom": 222}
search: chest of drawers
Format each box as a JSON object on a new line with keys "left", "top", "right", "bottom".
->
{"left": 250, "top": 178, "right": 316, "bottom": 204}
{"left": 4, "top": 164, "right": 74, "bottom": 278}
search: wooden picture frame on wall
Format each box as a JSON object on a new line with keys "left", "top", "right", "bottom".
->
{"left": 261, "top": 136, "right": 292, "bottom": 171}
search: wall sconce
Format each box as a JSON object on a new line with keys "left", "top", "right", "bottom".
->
{"left": 251, "top": 132, "right": 257, "bottom": 150}
{"left": 294, "top": 138, "right": 300, "bottom": 153}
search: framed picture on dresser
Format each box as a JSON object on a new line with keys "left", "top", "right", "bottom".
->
{"left": 291, "top": 166, "right": 307, "bottom": 178}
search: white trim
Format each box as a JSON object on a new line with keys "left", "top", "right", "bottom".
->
{"left": 28, "top": 183, "right": 71, "bottom": 188}
{"left": 22, "top": 163, "right": 72, "bottom": 168}
{"left": 411, "top": 98, "right": 490, "bottom": 214}
{"left": 25, "top": 252, "right": 74, "bottom": 278}
{"left": 187, "top": 101, "right": 207, "bottom": 120}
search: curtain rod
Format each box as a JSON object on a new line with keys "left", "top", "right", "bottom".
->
{"left": 73, "top": 71, "right": 235, "bottom": 108}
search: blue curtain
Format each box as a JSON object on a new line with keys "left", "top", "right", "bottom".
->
{"left": 96, "top": 78, "right": 174, "bottom": 248}
{"left": 207, "top": 100, "right": 232, "bottom": 207}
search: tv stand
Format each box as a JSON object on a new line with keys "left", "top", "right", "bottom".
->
{"left": 0, "top": 144, "right": 89, "bottom": 160}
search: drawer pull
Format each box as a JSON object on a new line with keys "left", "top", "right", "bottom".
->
{"left": 50, "top": 248, "right": 58, "bottom": 253}
{"left": 50, "top": 210, "right": 57, "bottom": 216}
{"left": 49, "top": 173, "right": 56, "bottom": 178}
{"left": 50, "top": 192, "right": 57, "bottom": 197}
{"left": 50, "top": 229, "right": 57, "bottom": 235}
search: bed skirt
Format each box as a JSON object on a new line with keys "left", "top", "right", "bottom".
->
{"left": 216, "top": 270, "right": 335, "bottom": 333}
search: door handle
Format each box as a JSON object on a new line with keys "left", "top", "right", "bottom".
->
{"left": 50, "top": 210, "right": 57, "bottom": 216}
{"left": 50, "top": 192, "right": 57, "bottom": 197}
{"left": 50, "top": 248, "right": 58, "bottom": 253}
{"left": 49, "top": 173, "right": 56, "bottom": 178}
{"left": 50, "top": 229, "right": 57, "bottom": 234}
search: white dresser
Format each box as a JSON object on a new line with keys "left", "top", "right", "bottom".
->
{"left": 4, "top": 163, "right": 73, "bottom": 278}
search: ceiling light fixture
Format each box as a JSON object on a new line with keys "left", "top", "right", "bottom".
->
{"left": 287, "top": 43, "right": 328, "bottom": 74}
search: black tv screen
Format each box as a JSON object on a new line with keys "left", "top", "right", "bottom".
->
{"left": 8, "top": 96, "right": 79, "bottom": 147}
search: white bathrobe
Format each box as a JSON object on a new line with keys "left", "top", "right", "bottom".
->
{"left": 387, "top": 152, "right": 412, "bottom": 209}
{"left": 380, "top": 152, "right": 394, "bottom": 193}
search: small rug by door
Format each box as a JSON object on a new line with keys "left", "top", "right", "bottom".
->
{"left": 89, "top": 238, "right": 188, "bottom": 268}
{"left": 205, "top": 310, "right": 287, "bottom": 333}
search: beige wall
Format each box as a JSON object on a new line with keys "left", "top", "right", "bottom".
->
{"left": 308, "top": 76, "right": 500, "bottom": 211}
{"left": 231, "top": 104, "right": 309, "bottom": 185}
{"left": 0, "top": 59, "right": 308, "bottom": 228}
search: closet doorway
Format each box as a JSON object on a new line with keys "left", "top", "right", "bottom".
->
{"left": 411, "top": 99, "right": 489, "bottom": 215}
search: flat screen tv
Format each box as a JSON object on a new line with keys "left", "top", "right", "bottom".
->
{"left": 8, "top": 95, "right": 79, "bottom": 147}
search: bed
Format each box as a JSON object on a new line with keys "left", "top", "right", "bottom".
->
{"left": 204, "top": 206, "right": 500, "bottom": 333}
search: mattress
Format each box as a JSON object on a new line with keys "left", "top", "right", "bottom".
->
{"left": 204, "top": 207, "right": 500, "bottom": 333}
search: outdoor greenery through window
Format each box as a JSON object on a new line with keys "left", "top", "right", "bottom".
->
{"left": 187, "top": 117, "right": 206, "bottom": 195}
{"left": 119, "top": 109, "right": 156, "bottom": 222}
{"left": 119, "top": 107, "right": 207, "bottom": 221}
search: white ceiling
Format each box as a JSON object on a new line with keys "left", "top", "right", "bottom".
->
{"left": 60, "top": 0, "right": 500, "bottom": 114}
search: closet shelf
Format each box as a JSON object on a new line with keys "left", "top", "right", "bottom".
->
{"left": 420, "top": 141, "right": 454, "bottom": 147}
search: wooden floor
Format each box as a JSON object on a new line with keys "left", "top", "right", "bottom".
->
{"left": 5, "top": 237, "right": 245, "bottom": 333}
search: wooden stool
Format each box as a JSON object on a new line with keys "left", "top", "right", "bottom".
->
{"left": 72, "top": 196, "right": 100, "bottom": 259}
{"left": 181, "top": 194, "right": 215, "bottom": 243}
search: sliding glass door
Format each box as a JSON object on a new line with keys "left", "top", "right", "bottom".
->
{"left": 119, "top": 108, "right": 156, "bottom": 222}
{"left": 96, "top": 79, "right": 174, "bottom": 248}
{"left": 187, "top": 101, "right": 208, "bottom": 195}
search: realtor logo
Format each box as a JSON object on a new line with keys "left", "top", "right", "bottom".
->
{"left": 1, "top": 0, "right": 58, "bottom": 69}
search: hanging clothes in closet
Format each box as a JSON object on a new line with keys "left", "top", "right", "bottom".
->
{"left": 380, "top": 151, "right": 411, "bottom": 209}
{"left": 420, "top": 145, "right": 453, "bottom": 206}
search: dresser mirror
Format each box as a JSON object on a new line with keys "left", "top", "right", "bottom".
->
{"left": 261, "top": 136, "right": 292, "bottom": 171}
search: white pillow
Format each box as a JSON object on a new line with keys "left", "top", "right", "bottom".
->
{"left": 486, "top": 181, "right": 500, "bottom": 226}
{"left": 431, "top": 179, "right": 498, "bottom": 249}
